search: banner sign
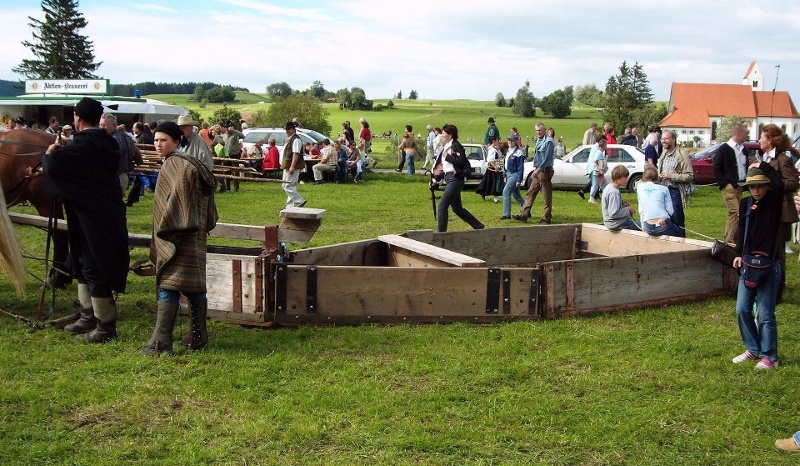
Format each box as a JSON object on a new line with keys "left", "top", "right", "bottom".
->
{"left": 25, "top": 79, "right": 109, "bottom": 94}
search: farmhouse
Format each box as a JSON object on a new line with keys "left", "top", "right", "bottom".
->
{"left": 660, "top": 61, "right": 800, "bottom": 146}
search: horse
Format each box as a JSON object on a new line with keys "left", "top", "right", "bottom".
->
{"left": 0, "top": 128, "right": 71, "bottom": 288}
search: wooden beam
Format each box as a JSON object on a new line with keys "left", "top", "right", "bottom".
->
{"left": 378, "top": 234, "right": 486, "bottom": 268}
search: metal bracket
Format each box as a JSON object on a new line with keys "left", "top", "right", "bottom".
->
{"left": 528, "top": 269, "right": 539, "bottom": 316}
{"left": 275, "top": 264, "right": 287, "bottom": 315}
{"left": 485, "top": 268, "right": 500, "bottom": 314}
{"left": 306, "top": 265, "right": 317, "bottom": 314}
{"left": 502, "top": 270, "right": 511, "bottom": 314}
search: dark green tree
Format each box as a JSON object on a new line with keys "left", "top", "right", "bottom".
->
{"left": 204, "top": 86, "right": 236, "bottom": 103}
{"left": 603, "top": 61, "right": 654, "bottom": 131}
{"left": 264, "top": 93, "right": 331, "bottom": 136}
{"left": 13, "top": 0, "right": 102, "bottom": 79}
{"left": 211, "top": 105, "right": 242, "bottom": 128}
{"left": 336, "top": 88, "right": 352, "bottom": 109}
{"left": 574, "top": 83, "right": 604, "bottom": 107}
{"left": 408, "top": 90, "right": 418, "bottom": 100}
{"left": 305, "top": 81, "right": 331, "bottom": 100}
{"left": 512, "top": 80, "right": 535, "bottom": 118}
{"left": 540, "top": 86, "right": 574, "bottom": 119}
{"left": 266, "top": 82, "right": 293, "bottom": 100}
{"left": 396, "top": 90, "right": 402, "bottom": 99}
{"left": 495, "top": 92, "right": 506, "bottom": 107}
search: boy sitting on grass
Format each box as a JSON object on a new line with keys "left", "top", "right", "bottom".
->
{"left": 602, "top": 165, "right": 641, "bottom": 231}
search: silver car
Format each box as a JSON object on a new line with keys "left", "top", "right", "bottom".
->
{"left": 522, "top": 144, "right": 646, "bottom": 192}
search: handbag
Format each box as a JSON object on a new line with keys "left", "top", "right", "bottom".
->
{"left": 741, "top": 252, "right": 774, "bottom": 289}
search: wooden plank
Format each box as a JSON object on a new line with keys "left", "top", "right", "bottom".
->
{"left": 206, "top": 253, "right": 264, "bottom": 318}
{"left": 280, "top": 207, "right": 326, "bottom": 219}
{"left": 208, "top": 223, "right": 267, "bottom": 241}
{"left": 278, "top": 217, "right": 322, "bottom": 245}
{"left": 542, "top": 249, "right": 734, "bottom": 317}
{"left": 8, "top": 212, "right": 67, "bottom": 231}
{"left": 276, "top": 265, "right": 541, "bottom": 325}
{"left": 580, "top": 223, "right": 710, "bottom": 256}
{"left": 429, "top": 225, "right": 581, "bottom": 266}
{"left": 379, "top": 235, "right": 485, "bottom": 268}
{"left": 286, "top": 239, "right": 386, "bottom": 266}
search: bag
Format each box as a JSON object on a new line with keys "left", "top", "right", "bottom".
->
{"left": 124, "top": 136, "right": 143, "bottom": 170}
{"left": 593, "top": 157, "right": 608, "bottom": 175}
{"left": 741, "top": 253, "right": 775, "bottom": 290}
{"left": 214, "top": 143, "right": 228, "bottom": 158}
{"left": 710, "top": 241, "right": 737, "bottom": 268}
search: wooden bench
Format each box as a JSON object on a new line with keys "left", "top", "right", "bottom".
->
{"left": 378, "top": 234, "right": 486, "bottom": 268}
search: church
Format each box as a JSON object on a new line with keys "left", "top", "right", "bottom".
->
{"left": 659, "top": 61, "right": 800, "bottom": 146}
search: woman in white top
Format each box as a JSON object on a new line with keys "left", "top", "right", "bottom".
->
{"left": 637, "top": 166, "right": 684, "bottom": 237}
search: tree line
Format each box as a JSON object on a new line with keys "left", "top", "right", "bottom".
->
{"left": 494, "top": 61, "right": 668, "bottom": 133}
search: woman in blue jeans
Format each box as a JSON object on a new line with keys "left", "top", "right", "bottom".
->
{"left": 436, "top": 124, "right": 484, "bottom": 232}
{"left": 637, "top": 166, "right": 684, "bottom": 237}
{"left": 500, "top": 134, "right": 525, "bottom": 219}
{"left": 587, "top": 138, "right": 607, "bottom": 202}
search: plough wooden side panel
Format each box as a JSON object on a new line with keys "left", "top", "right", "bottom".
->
{"left": 287, "top": 239, "right": 386, "bottom": 266}
{"left": 206, "top": 253, "right": 266, "bottom": 322}
{"left": 541, "top": 249, "right": 734, "bottom": 318}
{"left": 274, "top": 266, "right": 540, "bottom": 325}
{"left": 580, "top": 223, "right": 711, "bottom": 256}
{"left": 421, "top": 225, "right": 582, "bottom": 266}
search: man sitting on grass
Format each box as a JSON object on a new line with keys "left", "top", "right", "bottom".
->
{"left": 602, "top": 165, "right": 641, "bottom": 231}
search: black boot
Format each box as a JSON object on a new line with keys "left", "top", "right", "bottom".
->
{"left": 181, "top": 298, "right": 208, "bottom": 350}
{"left": 76, "top": 318, "right": 117, "bottom": 343}
{"left": 64, "top": 308, "right": 95, "bottom": 334}
{"left": 141, "top": 301, "right": 179, "bottom": 355}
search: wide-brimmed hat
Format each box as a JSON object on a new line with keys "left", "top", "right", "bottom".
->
{"left": 176, "top": 114, "right": 199, "bottom": 126}
{"left": 284, "top": 121, "right": 297, "bottom": 130}
{"left": 742, "top": 167, "right": 771, "bottom": 186}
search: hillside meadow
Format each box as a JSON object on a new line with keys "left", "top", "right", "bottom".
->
{"left": 148, "top": 92, "right": 604, "bottom": 152}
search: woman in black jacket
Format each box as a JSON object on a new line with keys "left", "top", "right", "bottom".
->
{"left": 436, "top": 124, "right": 484, "bottom": 232}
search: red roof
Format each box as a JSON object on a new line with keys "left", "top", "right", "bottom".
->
{"left": 660, "top": 83, "right": 799, "bottom": 128}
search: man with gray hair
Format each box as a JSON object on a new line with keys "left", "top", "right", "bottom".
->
{"left": 514, "top": 123, "right": 555, "bottom": 224}
{"left": 713, "top": 123, "right": 748, "bottom": 243}
{"left": 657, "top": 130, "right": 694, "bottom": 231}
{"left": 177, "top": 114, "right": 214, "bottom": 171}
{"left": 99, "top": 112, "right": 131, "bottom": 191}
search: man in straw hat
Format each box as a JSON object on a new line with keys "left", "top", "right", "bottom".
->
{"left": 42, "top": 97, "right": 129, "bottom": 343}
{"left": 177, "top": 114, "right": 214, "bottom": 171}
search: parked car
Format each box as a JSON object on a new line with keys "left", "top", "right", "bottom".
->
{"left": 691, "top": 142, "right": 800, "bottom": 185}
{"left": 522, "top": 144, "right": 646, "bottom": 192}
{"left": 461, "top": 143, "right": 487, "bottom": 185}
{"left": 241, "top": 127, "right": 332, "bottom": 154}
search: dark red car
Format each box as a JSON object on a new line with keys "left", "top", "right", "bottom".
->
{"left": 691, "top": 142, "right": 799, "bottom": 185}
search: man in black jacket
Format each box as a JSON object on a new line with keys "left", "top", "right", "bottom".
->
{"left": 713, "top": 123, "right": 748, "bottom": 244}
{"left": 43, "top": 97, "right": 129, "bottom": 343}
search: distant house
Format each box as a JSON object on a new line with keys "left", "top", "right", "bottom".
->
{"left": 659, "top": 61, "right": 800, "bottom": 146}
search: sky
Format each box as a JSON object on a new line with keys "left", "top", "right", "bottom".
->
{"left": 2, "top": 0, "right": 800, "bottom": 103}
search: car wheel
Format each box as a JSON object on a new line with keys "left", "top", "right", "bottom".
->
{"left": 627, "top": 173, "right": 642, "bottom": 193}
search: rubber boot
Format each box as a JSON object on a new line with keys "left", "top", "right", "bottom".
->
{"left": 65, "top": 283, "right": 95, "bottom": 334}
{"left": 76, "top": 297, "right": 117, "bottom": 343}
{"left": 64, "top": 307, "right": 96, "bottom": 334}
{"left": 181, "top": 298, "right": 208, "bottom": 350}
{"left": 141, "top": 300, "right": 178, "bottom": 356}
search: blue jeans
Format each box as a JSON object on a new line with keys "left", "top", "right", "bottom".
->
{"left": 502, "top": 174, "right": 524, "bottom": 217}
{"left": 642, "top": 218, "right": 684, "bottom": 237}
{"left": 159, "top": 289, "right": 206, "bottom": 303}
{"left": 590, "top": 173, "right": 605, "bottom": 199}
{"left": 609, "top": 218, "right": 641, "bottom": 231}
{"left": 437, "top": 176, "right": 484, "bottom": 232}
{"left": 736, "top": 262, "right": 780, "bottom": 362}
{"left": 668, "top": 187, "right": 685, "bottom": 229}
{"left": 405, "top": 152, "right": 416, "bottom": 175}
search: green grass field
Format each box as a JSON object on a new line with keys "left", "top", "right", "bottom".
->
{"left": 1, "top": 103, "right": 799, "bottom": 464}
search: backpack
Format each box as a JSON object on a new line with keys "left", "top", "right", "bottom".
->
{"left": 593, "top": 157, "right": 608, "bottom": 175}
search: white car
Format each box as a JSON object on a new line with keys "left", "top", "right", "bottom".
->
{"left": 461, "top": 143, "right": 487, "bottom": 184}
{"left": 242, "top": 127, "right": 332, "bottom": 153}
{"left": 522, "top": 144, "right": 646, "bottom": 192}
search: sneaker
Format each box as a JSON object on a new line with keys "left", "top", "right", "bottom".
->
{"left": 577, "top": 190, "right": 585, "bottom": 200}
{"left": 732, "top": 350, "right": 757, "bottom": 364}
{"left": 588, "top": 198, "right": 598, "bottom": 204}
{"left": 538, "top": 218, "right": 551, "bottom": 225}
{"left": 775, "top": 438, "right": 800, "bottom": 452}
{"left": 296, "top": 200, "right": 307, "bottom": 208}
{"left": 493, "top": 198, "right": 500, "bottom": 203}
{"left": 755, "top": 358, "right": 778, "bottom": 370}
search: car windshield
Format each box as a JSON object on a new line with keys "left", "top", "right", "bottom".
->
{"left": 243, "top": 132, "right": 272, "bottom": 144}
{"left": 691, "top": 143, "right": 721, "bottom": 160}
{"left": 300, "top": 129, "right": 328, "bottom": 142}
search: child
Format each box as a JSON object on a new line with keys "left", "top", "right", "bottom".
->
{"left": 602, "top": 165, "right": 640, "bottom": 231}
